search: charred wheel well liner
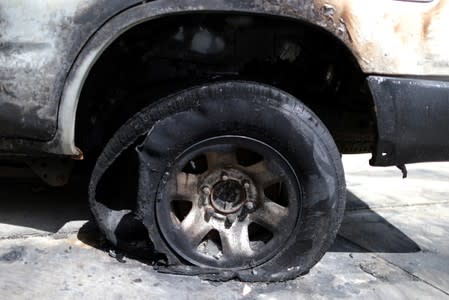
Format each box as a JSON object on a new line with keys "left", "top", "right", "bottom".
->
{"left": 70, "top": 11, "right": 374, "bottom": 163}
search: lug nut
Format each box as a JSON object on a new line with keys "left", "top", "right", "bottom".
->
{"left": 245, "top": 201, "right": 255, "bottom": 210}
{"left": 202, "top": 186, "right": 211, "bottom": 195}
{"left": 222, "top": 175, "right": 229, "bottom": 181}
{"left": 243, "top": 182, "right": 250, "bottom": 189}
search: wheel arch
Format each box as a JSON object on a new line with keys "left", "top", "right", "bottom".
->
{"left": 56, "top": 0, "right": 364, "bottom": 156}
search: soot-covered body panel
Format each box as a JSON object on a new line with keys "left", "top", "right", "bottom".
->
{"left": 1, "top": 0, "right": 449, "bottom": 167}
{"left": 0, "top": 0, "right": 140, "bottom": 141}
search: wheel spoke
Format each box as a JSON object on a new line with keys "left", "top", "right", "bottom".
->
{"left": 206, "top": 151, "right": 237, "bottom": 169}
{"left": 251, "top": 198, "right": 289, "bottom": 232}
{"left": 180, "top": 207, "right": 212, "bottom": 247}
{"left": 175, "top": 172, "right": 199, "bottom": 198}
{"left": 244, "top": 161, "right": 280, "bottom": 186}
{"left": 220, "top": 222, "right": 253, "bottom": 258}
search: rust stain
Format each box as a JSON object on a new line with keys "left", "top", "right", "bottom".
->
{"left": 394, "top": 22, "right": 402, "bottom": 34}
{"left": 65, "top": 236, "right": 94, "bottom": 249}
{"left": 339, "top": 2, "right": 354, "bottom": 39}
{"left": 422, "top": 16, "right": 432, "bottom": 39}
{"left": 422, "top": 0, "right": 445, "bottom": 38}
{"left": 314, "top": 0, "right": 449, "bottom": 75}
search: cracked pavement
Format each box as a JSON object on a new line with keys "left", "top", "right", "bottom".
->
{"left": 1, "top": 154, "right": 449, "bottom": 299}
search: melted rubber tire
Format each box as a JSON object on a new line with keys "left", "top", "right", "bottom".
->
{"left": 89, "top": 81, "right": 346, "bottom": 282}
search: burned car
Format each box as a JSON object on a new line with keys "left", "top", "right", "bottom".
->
{"left": 1, "top": 0, "right": 449, "bottom": 281}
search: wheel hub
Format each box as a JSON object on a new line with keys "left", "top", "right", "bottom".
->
{"left": 211, "top": 180, "right": 244, "bottom": 213}
{"left": 202, "top": 168, "right": 256, "bottom": 215}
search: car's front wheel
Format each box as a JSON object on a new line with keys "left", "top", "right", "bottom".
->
{"left": 89, "top": 81, "right": 346, "bottom": 281}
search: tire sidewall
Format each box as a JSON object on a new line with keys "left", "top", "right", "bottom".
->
{"left": 133, "top": 82, "right": 345, "bottom": 280}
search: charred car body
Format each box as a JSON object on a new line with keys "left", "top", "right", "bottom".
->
{"left": 1, "top": 0, "right": 449, "bottom": 281}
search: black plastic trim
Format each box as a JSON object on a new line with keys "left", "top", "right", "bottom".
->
{"left": 368, "top": 76, "right": 449, "bottom": 166}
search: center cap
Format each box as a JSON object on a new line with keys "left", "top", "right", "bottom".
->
{"left": 211, "top": 180, "right": 245, "bottom": 213}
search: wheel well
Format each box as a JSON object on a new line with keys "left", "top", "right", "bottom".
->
{"left": 75, "top": 13, "right": 375, "bottom": 163}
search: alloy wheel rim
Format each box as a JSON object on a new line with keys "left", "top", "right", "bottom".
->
{"left": 156, "top": 136, "right": 301, "bottom": 269}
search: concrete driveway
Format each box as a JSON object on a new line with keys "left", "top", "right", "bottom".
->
{"left": 1, "top": 154, "right": 449, "bottom": 299}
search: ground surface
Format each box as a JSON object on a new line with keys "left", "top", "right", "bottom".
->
{"left": 1, "top": 154, "right": 449, "bottom": 299}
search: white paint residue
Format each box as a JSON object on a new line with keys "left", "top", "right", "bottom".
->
{"left": 242, "top": 284, "right": 252, "bottom": 296}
